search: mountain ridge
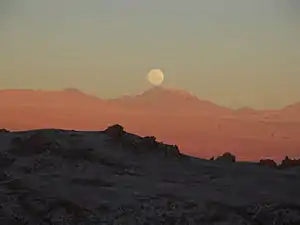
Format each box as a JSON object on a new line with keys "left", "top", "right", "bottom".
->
{"left": 108, "top": 86, "right": 231, "bottom": 115}
{"left": 0, "top": 87, "right": 300, "bottom": 161}
{"left": 1, "top": 87, "right": 299, "bottom": 111}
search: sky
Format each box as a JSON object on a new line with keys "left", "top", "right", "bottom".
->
{"left": 0, "top": 0, "right": 299, "bottom": 109}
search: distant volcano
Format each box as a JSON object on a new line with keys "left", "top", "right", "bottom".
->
{"left": 109, "top": 87, "right": 232, "bottom": 115}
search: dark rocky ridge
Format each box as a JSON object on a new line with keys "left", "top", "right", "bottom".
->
{"left": 258, "top": 157, "right": 300, "bottom": 170}
{"left": 0, "top": 125, "right": 300, "bottom": 224}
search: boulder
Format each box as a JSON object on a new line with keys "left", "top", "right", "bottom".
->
{"left": 0, "top": 129, "right": 9, "bottom": 133}
{"left": 259, "top": 159, "right": 277, "bottom": 168}
{"left": 164, "top": 145, "right": 181, "bottom": 158}
{"left": 144, "top": 136, "right": 156, "bottom": 142}
{"left": 142, "top": 136, "right": 158, "bottom": 148}
{"left": 105, "top": 124, "right": 124, "bottom": 139}
{"left": 279, "top": 156, "right": 300, "bottom": 169}
{"left": 215, "top": 152, "right": 236, "bottom": 163}
{"left": 134, "top": 136, "right": 181, "bottom": 158}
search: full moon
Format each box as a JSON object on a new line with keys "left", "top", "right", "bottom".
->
{"left": 147, "top": 69, "right": 164, "bottom": 86}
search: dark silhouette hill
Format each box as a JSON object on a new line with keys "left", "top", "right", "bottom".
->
{"left": 0, "top": 125, "right": 300, "bottom": 224}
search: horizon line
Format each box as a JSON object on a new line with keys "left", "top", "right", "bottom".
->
{"left": 0, "top": 87, "right": 298, "bottom": 111}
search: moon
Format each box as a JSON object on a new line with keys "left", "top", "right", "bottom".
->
{"left": 147, "top": 69, "right": 164, "bottom": 86}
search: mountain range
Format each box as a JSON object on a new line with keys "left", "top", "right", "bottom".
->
{"left": 0, "top": 87, "right": 299, "bottom": 161}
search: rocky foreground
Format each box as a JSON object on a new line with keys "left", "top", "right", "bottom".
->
{"left": 0, "top": 125, "right": 300, "bottom": 224}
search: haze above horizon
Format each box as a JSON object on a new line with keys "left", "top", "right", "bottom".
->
{"left": 1, "top": 0, "right": 299, "bottom": 109}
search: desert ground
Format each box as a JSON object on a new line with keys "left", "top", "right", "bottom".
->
{"left": 0, "top": 126, "right": 300, "bottom": 224}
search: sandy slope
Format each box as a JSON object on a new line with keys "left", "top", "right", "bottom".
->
{"left": 0, "top": 127, "right": 300, "bottom": 224}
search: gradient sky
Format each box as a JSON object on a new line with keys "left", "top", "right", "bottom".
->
{"left": 0, "top": 0, "right": 299, "bottom": 109}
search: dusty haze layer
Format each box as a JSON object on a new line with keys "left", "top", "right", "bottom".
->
{"left": 0, "top": 88, "right": 299, "bottom": 162}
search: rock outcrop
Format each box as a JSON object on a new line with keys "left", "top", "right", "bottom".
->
{"left": 259, "top": 159, "right": 277, "bottom": 168}
{"left": 279, "top": 156, "right": 300, "bottom": 169}
{"left": 104, "top": 124, "right": 124, "bottom": 139}
{"left": 215, "top": 152, "right": 236, "bottom": 163}
{"left": 103, "top": 126, "right": 181, "bottom": 159}
{"left": 0, "top": 129, "right": 9, "bottom": 133}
